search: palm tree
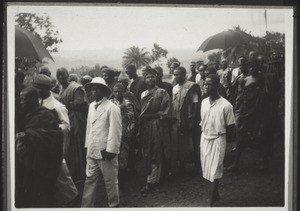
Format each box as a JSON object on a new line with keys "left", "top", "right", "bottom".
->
{"left": 122, "top": 46, "right": 151, "bottom": 69}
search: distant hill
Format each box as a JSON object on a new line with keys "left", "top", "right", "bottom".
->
{"left": 46, "top": 48, "right": 212, "bottom": 76}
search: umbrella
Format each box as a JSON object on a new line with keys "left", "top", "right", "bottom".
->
{"left": 197, "top": 30, "right": 252, "bottom": 52}
{"left": 15, "top": 26, "right": 54, "bottom": 62}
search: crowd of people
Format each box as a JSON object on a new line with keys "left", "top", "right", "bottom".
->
{"left": 14, "top": 50, "right": 284, "bottom": 208}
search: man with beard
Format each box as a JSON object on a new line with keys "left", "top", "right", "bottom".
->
{"left": 15, "top": 87, "right": 63, "bottom": 208}
{"left": 139, "top": 68, "right": 171, "bottom": 194}
{"left": 171, "top": 66, "right": 201, "bottom": 176}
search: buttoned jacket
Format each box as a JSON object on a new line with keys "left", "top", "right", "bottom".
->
{"left": 85, "top": 98, "right": 122, "bottom": 159}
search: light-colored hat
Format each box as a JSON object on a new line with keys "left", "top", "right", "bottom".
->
{"left": 84, "top": 77, "right": 111, "bottom": 96}
{"left": 33, "top": 74, "right": 53, "bottom": 88}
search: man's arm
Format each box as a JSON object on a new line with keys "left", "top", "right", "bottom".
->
{"left": 106, "top": 105, "right": 122, "bottom": 158}
{"left": 226, "top": 124, "right": 236, "bottom": 143}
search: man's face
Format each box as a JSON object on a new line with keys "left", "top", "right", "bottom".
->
{"left": 57, "top": 72, "right": 68, "bottom": 85}
{"left": 170, "top": 64, "right": 178, "bottom": 73}
{"left": 125, "top": 70, "right": 135, "bottom": 79}
{"left": 91, "top": 85, "right": 105, "bottom": 101}
{"left": 102, "top": 72, "right": 113, "bottom": 84}
{"left": 173, "top": 69, "right": 185, "bottom": 85}
{"left": 156, "top": 72, "right": 163, "bottom": 82}
{"left": 190, "top": 63, "right": 196, "bottom": 72}
{"left": 113, "top": 86, "right": 124, "bottom": 102}
{"left": 145, "top": 74, "right": 156, "bottom": 87}
{"left": 203, "top": 78, "right": 217, "bottom": 96}
{"left": 199, "top": 65, "right": 206, "bottom": 78}
{"left": 249, "top": 52, "right": 257, "bottom": 61}
{"left": 221, "top": 61, "right": 228, "bottom": 69}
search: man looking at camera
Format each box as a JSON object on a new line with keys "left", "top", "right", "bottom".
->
{"left": 81, "top": 77, "right": 122, "bottom": 208}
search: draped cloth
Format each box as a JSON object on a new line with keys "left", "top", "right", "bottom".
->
{"left": 15, "top": 106, "right": 63, "bottom": 208}
{"left": 238, "top": 74, "right": 267, "bottom": 147}
{"left": 139, "top": 87, "right": 171, "bottom": 174}
{"left": 111, "top": 98, "right": 136, "bottom": 169}
{"left": 171, "top": 81, "right": 201, "bottom": 172}
{"left": 58, "top": 81, "right": 88, "bottom": 183}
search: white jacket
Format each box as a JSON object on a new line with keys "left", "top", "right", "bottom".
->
{"left": 85, "top": 98, "right": 122, "bottom": 159}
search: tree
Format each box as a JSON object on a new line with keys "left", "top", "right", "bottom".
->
{"left": 15, "top": 13, "right": 63, "bottom": 52}
{"left": 166, "top": 57, "right": 180, "bottom": 74}
{"left": 122, "top": 46, "right": 151, "bottom": 69}
{"left": 150, "top": 43, "right": 168, "bottom": 63}
{"left": 166, "top": 57, "right": 180, "bottom": 68}
{"left": 207, "top": 51, "right": 222, "bottom": 68}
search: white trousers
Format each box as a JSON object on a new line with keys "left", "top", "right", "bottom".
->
{"left": 81, "top": 156, "right": 119, "bottom": 207}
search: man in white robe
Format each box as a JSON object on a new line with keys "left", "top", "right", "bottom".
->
{"left": 200, "top": 74, "right": 235, "bottom": 206}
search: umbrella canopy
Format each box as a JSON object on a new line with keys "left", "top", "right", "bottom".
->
{"left": 15, "top": 26, "right": 54, "bottom": 62}
{"left": 197, "top": 30, "right": 252, "bottom": 52}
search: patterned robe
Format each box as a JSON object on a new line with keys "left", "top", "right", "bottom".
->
{"left": 58, "top": 81, "right": 88, "bottom": 183}
{"left": 139, "top": 87, "right": 171, "bottom": 174}
{"left": 15, "top": 106, "right": 63, "bottom": 208}
{"left": 171, "top": 81, "right": 201, "bottom": 172}
{"left": 111, "top": 98, "right": 136, "bottom": 169}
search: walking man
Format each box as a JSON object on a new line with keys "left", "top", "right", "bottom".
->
{"left": 82, "top": 77, "right": 122, "bottom": 207}
{"left": 200, "top": 74, "right": 235, "bottom": 206}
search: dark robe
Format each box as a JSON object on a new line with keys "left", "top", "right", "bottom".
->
{"left": 130, "top": 76, "right": 147, "bottom": 102}
{"left": 15, "top": 106, "right": 63, "bottom": 208}
{"left": 157, "top": 81, "right": 173, "bottom": 99}
{"left": 58, "top": 81, "right": 88, "bottom": 183}
{"left": 171, "top": 81, "right": 201, "bottom": 172}
{"left": 139, "top": 87, "right": 171, "bottom": 174}
{"left": 237, "top": 73, "right": 268, "bottom": 148}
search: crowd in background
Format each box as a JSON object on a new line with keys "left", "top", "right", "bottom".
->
{"left": 14, "top": 50, "right": 285, "bottom": 208}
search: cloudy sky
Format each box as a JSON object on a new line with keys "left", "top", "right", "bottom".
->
{"left": 10, "top": 5, "right": 288, "bottom": 51}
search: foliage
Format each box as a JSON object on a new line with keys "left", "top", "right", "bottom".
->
{"left": 207, "top": 51, "right": 222, "bottom": 68}
{"left": 69, "top": 64, "right": 107, "bottom": 78}
{"left": 166, "top": 57, "right": 180, "bottom": 68}
{"left": 122, "top": 46, "right": 151, "bottom": 69}
{"left": 15, "top": 13, "right": 63, "bottom": 52}
{"left": 220, "top": 25, "right": 285, "bottom": 67}
{"left": 150, "top": 43, "right": 168, "bottom": 63}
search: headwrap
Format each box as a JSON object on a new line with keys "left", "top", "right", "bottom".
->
{"left": 144, "top": 68, "right": 157, "bottom": 77}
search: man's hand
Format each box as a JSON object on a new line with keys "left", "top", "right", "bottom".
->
{"left": 105, "top": 152, "right": 116, "bottom": 160}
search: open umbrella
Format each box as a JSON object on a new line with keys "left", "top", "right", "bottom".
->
{"left": 15, "top": 26, "right": 54, "bottom": 62}
{"left": 197, "top": 30, "right": 252, "bottom": 52}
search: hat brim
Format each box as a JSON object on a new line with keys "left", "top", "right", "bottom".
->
{"left": 84, "top": 82, "right": 111, "bottom": 96}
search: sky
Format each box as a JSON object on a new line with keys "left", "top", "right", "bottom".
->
{"left": 12, "top": 5, "right": 287, "bottom": 51}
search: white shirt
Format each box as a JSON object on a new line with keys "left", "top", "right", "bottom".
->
{"left": 231, "top": 67, "right": 242, "bottom": 83}
{"left": 195, "top": 73, "right": 201, "bottom": 84}
{"left": 42, "top": 93, "right": 70, "bottom": 131}
{"left": 200, "top": 97, "right": 235, "bottom": 137}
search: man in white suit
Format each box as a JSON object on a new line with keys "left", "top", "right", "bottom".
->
{"left": 81, "top": 77, "right": 122, "bottom": 208}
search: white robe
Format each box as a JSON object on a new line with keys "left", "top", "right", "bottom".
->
{"left": 200, "top": 97, "right": 235, "bottom": 182}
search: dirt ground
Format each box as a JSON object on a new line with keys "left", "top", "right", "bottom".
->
{"left": 79, "top": 135, "right": 285, "bottom": 208}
